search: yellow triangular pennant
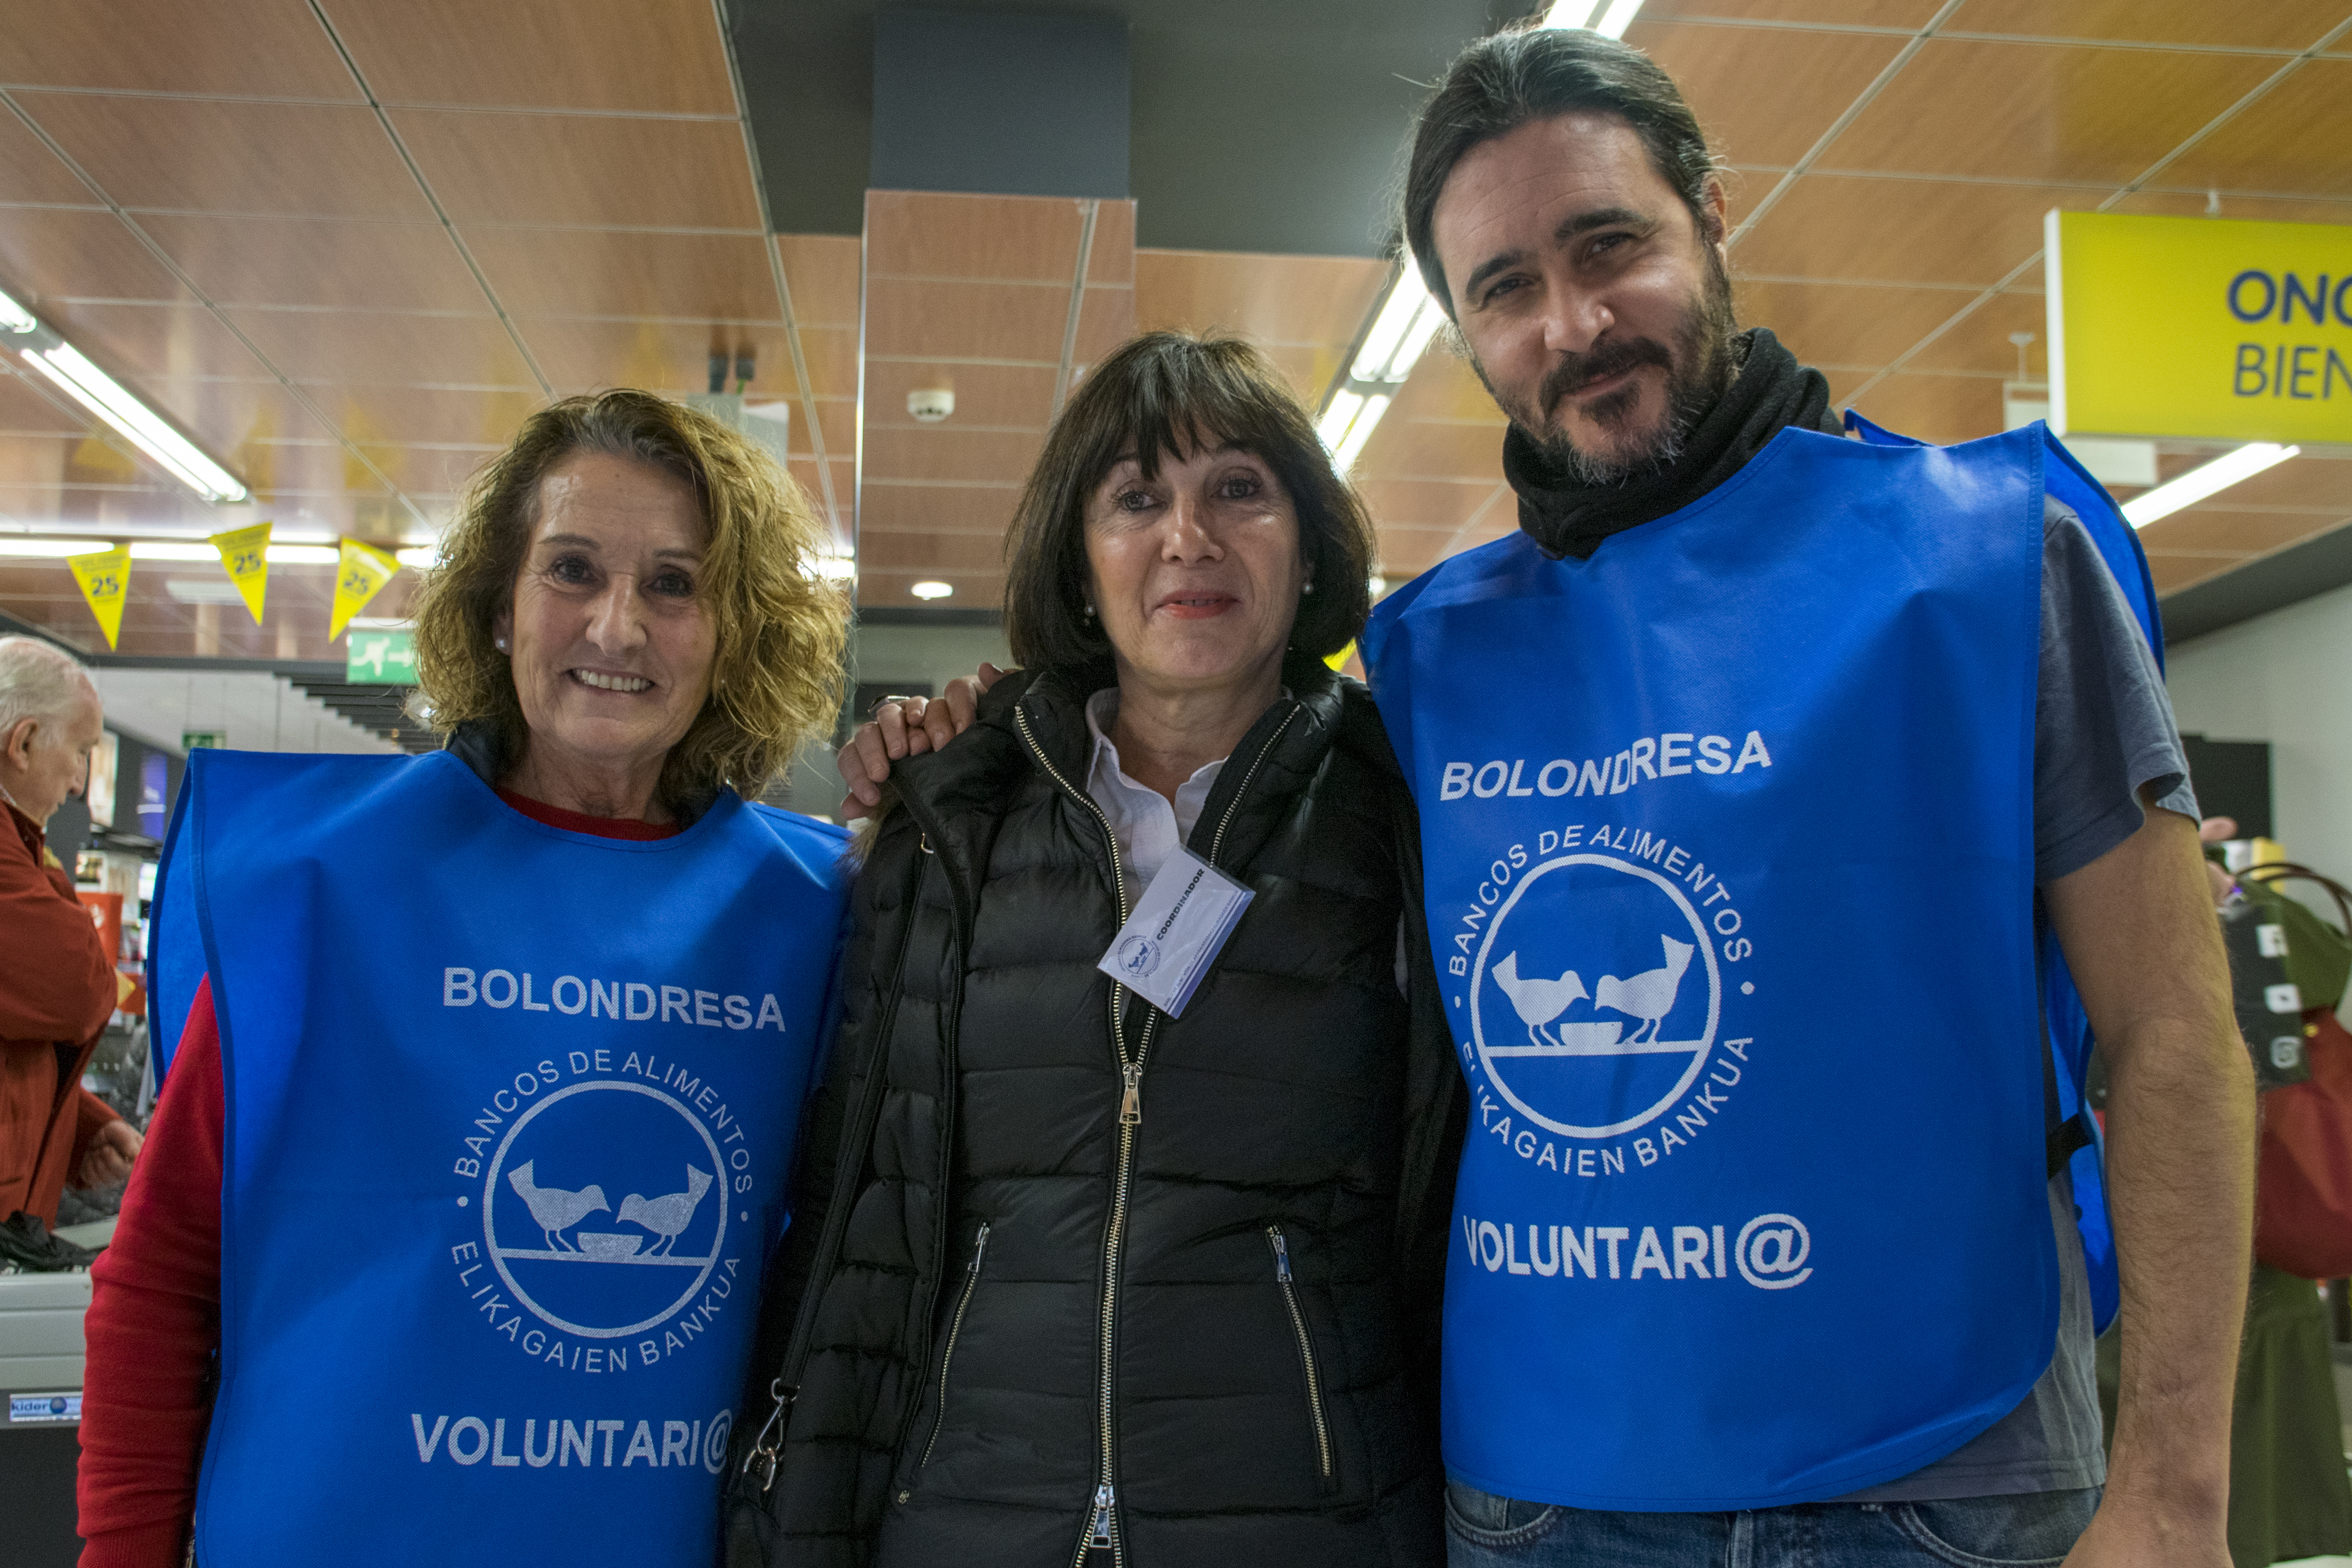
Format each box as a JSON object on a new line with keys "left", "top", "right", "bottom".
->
{"left": 67, "top": 544, "right": 131, "bottom": 650}
{"left": 210, "top": 520, "right": 271, "bottom": 625}
{"left": 330, "top": 537, "right": 401, "bottom": 642}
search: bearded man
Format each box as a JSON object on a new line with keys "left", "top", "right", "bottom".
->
{"left": 1358, "top": 23, "right": 2248, "bottom": 1568}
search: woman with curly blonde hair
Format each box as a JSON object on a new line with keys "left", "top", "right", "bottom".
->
{"left": 81, "top": 391, "right": 857, "bottom": 1568}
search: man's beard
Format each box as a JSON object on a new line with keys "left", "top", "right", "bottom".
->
{"left": 1477, "top": 253, "right": 1739, "bottom": 486}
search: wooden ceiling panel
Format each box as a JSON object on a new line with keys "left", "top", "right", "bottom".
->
{"left": 1383, "top": 354, "right": 1509, "bottom": 426}
{"left": 296, "top": 385, "right": 538, "bottom": 448}
{"left": 857, "top": 532, "right": 1014, "bottom": 573}
{"left": 857, "top": 481, "right": 1024, "bottom": 537}
{"left": 0, "top": 372, "right": 88, "bottom": 435}
{"left": 0, "top": 0, "right": 361, "bottom": 99}
{"left": 320, "top": 0, "right": 735, "bottom": 114}
{"left": 0, "top": 112, "right": 96, "bottom": 208}
{"left": 15, "top": 95, "right": 428, "bottom": 220}
{"left": 1821, "top": 40, "right": 2278, "bottom": 185}
{"left": 2161, "top": 61, "right": 2352, "bottom": 200}
{"left": 234, "top": 440, "right": 394, "bottom": 499}
{"left": 862, "top": 360, "right": 1058, "bottom": 432}
{"left": 1354, "top": 415, "right": 1504, "bottom": 479}
{"left": 228, "top": 308, "right": 538, "bottom": 387}
{"left": 346, "top": 441, "right": 489, "bottom": 500}
{"left": 1071, "top": 285, "right": 1140, "bottom": 367}
{"left": 37, "top": 300, "right": 267, "bottom": 385}
{"left": 1357, "top": 477, "right": 1501, "bottom": 535}
{"left": 2137, "top": 505, "right": 2352, "bottom": 558}
{"left": 461, "top": 229, "right": 781, "bottom": 321}
{"left": 866, "top": 191, "right": 1084, "bottom": 283}
{"left": 1088, "top": 201, "right": 1138, "bottom": 287}
{"left": 792, "top": 399, "right": 855, "bottom": 462}
{"left": 390, "top": 110, "right": 762, "bottom": 229}
{"left": 795, "top": 325, "right": 860, "bottom": 400}
{"left": 1734, "top": 278, "right": 1979, "bottom": 369}
{"left": 1251, "top": 343, "right": 1339, "bottom": 403}
{"left": 788, "top": 457, "right": 854, "bottom": 514}
{"left": 2142, "top": 551, "right": 2238, "bottom": 596}
{"left": 862, "top": 278, "right": 1068, "bottom": 362}
{"left": 134, "top": 377, "right": 343, "bottom": 462}
{"left": 2110, "top": 190, "right": 2352, "bottom": 226}
{"left": 139, "top": 214, "right": 483, "bottom": 313}
{"left": 863, "top": 426, "right": 1043, "bottom": 486}
{"left": 0, "top": 209, "right": 186, "bottom": 305}
{"left": 1895, "top": 290, "right": 2049, "bottom": 378}
{"left": 1628, "top": 23, "right": 1909, "bottom": 168}
{"left": 1636, "top": 0, "right": 1942, "bottom": 22}
{"left": 777, "top": 235, "right": 861, "bottom": 329}
{"left": 1845, "top": 371, "right": 2003, "bottom": 444}
{"left": 1948, "top": 0, "right": 2352, "bottom": 51}
{"left": 514, "top": 317, "right": 786, "bottom": 394}
{"left": 1135, "top": 250, "right": 1388, "bottom": 356}
{"left": 1732, "top": 175, "right": 2096, "bottom": 286}
{"left": 2197, "top": 453, "right": 2352, "bottom": 511}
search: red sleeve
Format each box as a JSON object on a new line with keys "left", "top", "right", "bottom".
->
{"left": 0, "top": 812, "right": 114, "bottom": 1044}
{"left": 78, "top": 980, "right": 223, "bottom": 1568}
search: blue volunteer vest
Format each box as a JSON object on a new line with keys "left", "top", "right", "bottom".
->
{"left": 1361, "top": 422, "right": 2151, "bottom": 1511}
{"left": 148, "top": 749, "right": 848, "bottom": 1564}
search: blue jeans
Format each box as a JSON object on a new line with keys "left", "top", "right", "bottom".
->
{"left": 1445, "top": 1481, "right": 2102, "bottom": 1567}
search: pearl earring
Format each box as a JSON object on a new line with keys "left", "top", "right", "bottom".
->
{"left": 495, "top": 637, "right": 508, "bottom": 651}
{"left": 1302, "top": 581, "right": 1315, "bottom": 595}
{"left": 1084, "top": 604, "right": 1097, "bottom": 619}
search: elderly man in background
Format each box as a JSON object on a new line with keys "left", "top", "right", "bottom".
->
{"left": 0, "top": 635, "right": 141, "bottom": 1262}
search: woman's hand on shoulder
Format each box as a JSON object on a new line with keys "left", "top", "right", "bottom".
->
{"left": 835, "top": 663, "right": 1005, "bottom": 817}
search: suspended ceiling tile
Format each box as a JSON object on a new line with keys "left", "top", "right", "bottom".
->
{"left": 866, "top": 191, "right": 1085, "bottom": 284}
{"left": 462, "top": 228, "right": 781, "bottom": 322}
{"left": 1734, "top": 278, "right": 1980, "bottom": 370}
{"left": 862, "top": 360, "right": 1058, "bottom": 432}
{"left": 1891, "top": 290, "right": 2052, "bottom": 377}
{"left": 38, "top": 299, "right": 269, "bottom": 385}
{"left": 1354, "top": 416, "right": 1505, "bottom": 479}
{"left": 1947, "top": 0, "right": 2350, "bottom": 51}
{"left": 0, "top": 112, "right": 97, "bottom": 207}
{"left": 786, "top": 456, "right": 854, "bottom": 513}
{"left": 857, "top": 481, "right": 1023, "bottom": 537}
{"left": 344, "top": 442, "right": 486, "bottom": 499}
{"left": 2140, "top": 505, "right": 2352, "bottom": 558}
{"left": 862, "top": 426, "right": 1044, "bottom": 487}
{"left": 134, "top": 377, "right": 342, "bottom": 459}
{"left": 1252, "top": 343, "right": 1343, "bottom": 403}
{"left": 1071, "top": 284, "right": 1139, "bottom": 366}
{"left": 234, "top": 440, "right": 394, "bottom": 499}
{"left": 1627, "top": 22, "right": 1909, "bottom": 169}
{"left": 1733, "top": 175, "right": 2098, "bottom": 286}
{"left": 1845, "top": 370, "right": 2004, "bottom": 443}
{"left": 862, "top": 277, "right": 1069, "bottom": 362}
{"left": 856, "top": 532, "right": 1014, "bottom": 573}
{"left": 1357, "top": 476, "right": 1504, "bottom": 534}
{"left": 2111, "top": 190, "right": 2352, "bottom": 225}
{"left": 2162, "top": 60, "right": 2352, "bottom": 200}
{"left": 1820, "top": 39, "right": 2280, "bottom": 185}
{"left": 18, "top": 94, "right": 429, "bottom": 221}
{"left": 1635, "top": 0, "right": 1942, "bottom": 21}
{"left": 390, "top": 110, "right": 762, "bottom": 229}
{"left": 1384, "top": 355, "right": 1509, "bottom": 426}
{"left": 138, "top": 214, "right": 484, "bottom": 313}
{"left": 786, "top": 399, "right": 854, "bottom": 460}
{"left": 228, "top": 307, "right": 539, "bottom": 387}
{"left": 1087, "top": 201, "right": 1137, "bottom": 287}
{"left": 0, "top": 209, "right": 187, "bottom": 304}
{"left": 515, "top": 317, "right": 786, "bottom": 395}
{"left": 2202, "top": 452, "right": 2352, "bottom": 511}
{"left": 2143, "top": 550, "right": 2244, "bottom": 596}
{"left": 0, "top": 0, "right": 362, "bottom": 100}
{"left": 1134, "top": 250, "right": 1388, "bottom": 356}
{"left": 0, "top": 372, "right": 87, "bottom": 434}
{"left": 319, "top": 0, "right": 735, "bottom": 114}
{"left": 0, "top": 481, "right": 206, "bottom": 527}
{"left": 294, "top": 384, "right": 538, "bottom": 448}
{"left": 776, "top": 235, "right": 860, "bottom": 329}
{"left": 794, "top": 325, "right": 859, "bottom": 400}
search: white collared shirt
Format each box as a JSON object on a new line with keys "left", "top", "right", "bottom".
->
{"left": 1082, "top": 687, "right": 1227, "bottom": 889}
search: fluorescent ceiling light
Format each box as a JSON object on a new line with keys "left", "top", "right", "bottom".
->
{"left": 0, "top": 286, "right": 35, "bottom": 335}
{"left": 0, "top": 537, "right": 112, "bottom": 558}
{"left": 812, "top": 553, "right": 856, "bottom": 582}
{"left": 2120, "top": 443, "right": 2299, "bottom": 529}
{"left": 1543, "top": 0, "right": 1641, "bottom": 35}
{"left": 1316, "top": 389, "right": 1365, "bottom": 453}
{"left": 909, "top": 580, "right": 952, "bottom": 600}
{"left": 1353, "top": 279, "right": 1430, "bottom": 382}
{"left": 396, "top": 546, "right": 438, "bottom": 569}
{"left": 19, "top": 342, "right": 247, "bottom": 503}
{"left": 1332, "top": 393, "right": 1392, "bottom": 471}
{"left": 166, "top": 578, "right": 244, "bottom": 604}
{"left": 268, "top": 545, "right": 339, "bottom": 565}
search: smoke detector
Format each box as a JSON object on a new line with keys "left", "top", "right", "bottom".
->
{"left": 907, "top": 388, "right": 955, "bottom": 423}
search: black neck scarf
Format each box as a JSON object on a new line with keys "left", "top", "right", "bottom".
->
{"left": 1504, "top": 327, "right": 1837, "bottom": 561}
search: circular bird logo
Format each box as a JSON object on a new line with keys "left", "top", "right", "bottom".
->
{"left": 481, "top": 1081, "right": 728, "bottom": 1338}
{"left": 1470, "top": 852, "right": 1720, "bottom": 1139}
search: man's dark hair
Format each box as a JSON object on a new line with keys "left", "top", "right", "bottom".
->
{"left": 1003, "top": 331, "right": 1376, "bottom": 670}
{"left": 1402, "top": 24, "right": 1721, "bottom": 318}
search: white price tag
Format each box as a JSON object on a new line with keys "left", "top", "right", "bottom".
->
{"left": 1097, "top": 848, "right": 1253, "bottom": 1018}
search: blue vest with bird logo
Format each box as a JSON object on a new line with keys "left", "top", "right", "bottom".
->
{"left": 149, "top": 749, "right": 847, "bottom": 1564}
{"left": 1361, "top": 423, "right": 2151, "bottom": 1510}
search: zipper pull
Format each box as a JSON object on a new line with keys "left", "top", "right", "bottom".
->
{"left": 970, "top": 1220, "right": 991, "bottom": 1273}
{"left": 1118, "top": 1063, "right": 1143, "bottom": 1126}
{"left": 1270, "top": 1226, "right": 1291, "bottom": 1282}
{"left": 1087, "top": 1483, "right": 1117, "bottom": 1547}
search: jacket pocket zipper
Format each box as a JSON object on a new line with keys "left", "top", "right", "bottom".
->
{"left": 1266, "top": 1226, "right": 1333, "bottom": 1482}
{"left": 920, "top": 1221, "right": 991, "bottom": 1466}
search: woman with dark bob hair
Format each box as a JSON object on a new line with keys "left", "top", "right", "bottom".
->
{"left": 726, "top": 333, "right": 1462, "bottom": 1567}
{"left": 82, "top": 391, "right": 856, "bottom": 1566}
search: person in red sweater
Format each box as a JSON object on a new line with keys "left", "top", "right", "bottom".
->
{"left": 0, "top": 636, "right": 141, "bottom": 1231}
{"left": 78, "top": 391, "right": 853, "bottom": 1567}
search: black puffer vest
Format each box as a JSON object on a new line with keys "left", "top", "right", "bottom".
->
{"left": 725, "top": 656, "right": 1464, "bottom": 1568}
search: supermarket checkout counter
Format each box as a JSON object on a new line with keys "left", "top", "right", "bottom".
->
{"left": 2, "top": 1216, "right": 116, "bottom": 1568}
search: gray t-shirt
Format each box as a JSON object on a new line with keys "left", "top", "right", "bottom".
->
{"left": 1839, "top": 499, "right": 2197, "bottom": 1502}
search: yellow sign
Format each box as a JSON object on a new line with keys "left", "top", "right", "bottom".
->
{"left": 330, "top": 538, "right": 401, "bottom": 641}
{"left": 2047, "top": 209, "right": 2352, "bottom": 444}
{"left": 66, "top": 544, "right": 131, "bottom": 649}
{"left": 209, "top": 520, "right": 271, "bottom": 625}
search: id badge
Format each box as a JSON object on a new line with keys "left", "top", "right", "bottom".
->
{"left": 1097, "top": 848, "right": 1253, "bottom": 1017}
